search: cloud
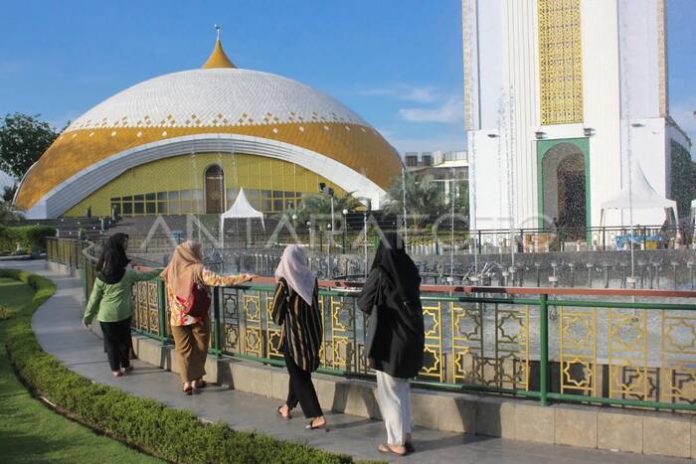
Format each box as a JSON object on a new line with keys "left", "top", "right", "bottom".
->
{"left": 398, "top": 97, "right": 465, "bottom": 124}
{"left": 358, "top": 84, "right": 438, "bottom": 103}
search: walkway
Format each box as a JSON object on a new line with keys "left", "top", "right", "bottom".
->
{"left": 3, "top": 259, "right": 689, "bottom": 463}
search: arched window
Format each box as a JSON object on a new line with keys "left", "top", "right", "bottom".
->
{"left": 205, "top": 165, "right": 225, "bottom": 214}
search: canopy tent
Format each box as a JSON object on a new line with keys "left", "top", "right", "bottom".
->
{"left": 219, "top": 188, "right": 265, "bottom": 247}
{"left": 600, "top": 163, "right": 678, "bottom": 225}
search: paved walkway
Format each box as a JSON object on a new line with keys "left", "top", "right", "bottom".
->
{"left": 3, "top": 260, "right": 689, "bottom": 463}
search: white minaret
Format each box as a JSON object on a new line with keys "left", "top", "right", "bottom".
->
{"left": 463, "top": 0, "right": 691, "bottom": 237}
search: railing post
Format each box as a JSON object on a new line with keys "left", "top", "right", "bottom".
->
{"left": 212, "top": 287, "right": 222, "bottom": 358}
{"left": 539, "top": 293, "right": 549, "bottom": 406}
{"left": 157, "top": 279, "right": 168, "bottom": 344}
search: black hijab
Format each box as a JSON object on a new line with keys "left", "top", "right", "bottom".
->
{"left": 97, "top": 233, "right": 130, "bottom": 284}
{"left": 371, "top": 232, "right": 421, "bottom": 303}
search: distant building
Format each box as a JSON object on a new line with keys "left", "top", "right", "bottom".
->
{"left": 404, "top": 150, "right": 468, "bottom": 204}
{"left": 463, "top": 0, "right": 692, "bottom": 232}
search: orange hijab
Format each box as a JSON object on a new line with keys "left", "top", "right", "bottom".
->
{"left": 161, "top": 241, "right": 204, "bottom": 300}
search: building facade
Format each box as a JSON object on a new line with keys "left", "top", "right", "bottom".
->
{"left": 15, "top": 40, "right": 402, "bottom": 218}
{"left": 463, "top": 0, "right": 692, "bottom": 233}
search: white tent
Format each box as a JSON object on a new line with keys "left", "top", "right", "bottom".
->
{"left": 600, "top": 163, "right": 678, "bottom": 224}
{"left": 219, "top": 188, "right": 265, "bottom": 247}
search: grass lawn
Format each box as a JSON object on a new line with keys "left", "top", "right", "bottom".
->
{"left": 0, "top": 277, "right": 162, "bottom": 464}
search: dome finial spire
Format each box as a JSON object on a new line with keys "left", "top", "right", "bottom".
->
{"left": 203, "top": 25, "right": 236, "bottom": 69}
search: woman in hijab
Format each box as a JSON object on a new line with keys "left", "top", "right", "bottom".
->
{"left": 357, "top": 232, "right": 424, "bottom": 456}
{"left": 161, "top": 241, "right": 253, "bottom": 395}
{"left": 83, "top": 233, "right": 162, "bottom": 377}
{"left": 271, "top": 245, "right": 326, "bottom": 430}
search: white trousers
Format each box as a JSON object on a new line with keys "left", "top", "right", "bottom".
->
{"left": 375, "top": 370, "right": 412, "bottom": 445}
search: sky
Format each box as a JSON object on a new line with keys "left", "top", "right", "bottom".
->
{"left": 0, "top": 0, "right": 693, "bottom": 158}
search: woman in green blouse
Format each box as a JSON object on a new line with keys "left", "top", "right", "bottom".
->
{"left": 83, "top": 234, "right": 161, "bottom": 377}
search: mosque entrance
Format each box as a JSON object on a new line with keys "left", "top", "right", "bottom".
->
{"left": 541, "top": 143, "right": 587, "bottom": 239}
{"left": 205, "top": 165, "right": 225, "bottom": 214}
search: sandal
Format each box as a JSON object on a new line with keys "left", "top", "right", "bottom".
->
{"left": 305, "top": 417, "right": 328, "bottom": 431}
{"left": 112, "top": 370, "right": 123, "bottom": 377}
{"left": 183, "top": 386, "right": 193, "bottom": 396}
{"left": 194, "top": 379, "right": 207, "bottom": 388}
{"left": 378, "top": 443, "right": 407, "bottom": 456}
{"left": 277, "top": 405, "right": 292, "bottom": 420}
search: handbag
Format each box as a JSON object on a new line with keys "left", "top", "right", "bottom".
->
{"left": 176, "top": 280, "right": 211, "bottom": 318}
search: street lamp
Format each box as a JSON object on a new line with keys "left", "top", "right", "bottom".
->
{"left": 342, "top": 208, "right": 349, "bottom": 251}
{"left": 319, "top": 183, "right": 335, "bottom": 277}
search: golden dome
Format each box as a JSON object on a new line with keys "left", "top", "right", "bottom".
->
{"left": 15, "top": 43, "right": 402, "bottom": 217}
{"left": 202, "top": 39, "right": 236, "bottom": 69}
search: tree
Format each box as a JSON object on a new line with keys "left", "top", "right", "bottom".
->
{"left": 2, "top": 185, "right": 17, "bottom": 203}
{"left": 385, "top": 172, "right": 447, "bottom": 227}
{"left": 287, "top": 191, "right": 362, "bottom": 229}
{"left": 0, "top": 113, "right": 59, "bottom": 179}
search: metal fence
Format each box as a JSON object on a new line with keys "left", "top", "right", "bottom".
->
{"left": 46, "top": 237, "right": 86, "bottom": 269}
{"left": 52, "top": 238, "right": 696, "bottom": 412}
{"left": 123, "top": 266, "right": 696, "bottom": 411}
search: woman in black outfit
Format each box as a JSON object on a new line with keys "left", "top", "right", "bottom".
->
{"left": 357, "top": 232, "right": 424, "bottom": 456}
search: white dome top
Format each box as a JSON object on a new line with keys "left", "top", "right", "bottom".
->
{"left": 66, "top": 68, "right": 369, "bottom": 132}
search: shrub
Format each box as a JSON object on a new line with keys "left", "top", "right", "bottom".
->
{"left": 1, "top": 269, "right": 357, "bottom": 464}
{"left": 0, "top": 225, "right": 56, "bottom": 254}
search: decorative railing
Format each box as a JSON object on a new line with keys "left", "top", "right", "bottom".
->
{"left": 126, "top": 273, "right": 696, "bottom": 411}
{"left": 46, "top": 238, "right": 696, "bottom": 411}
{"left": 46, "top": 237, "right": 86, "bottom": 269}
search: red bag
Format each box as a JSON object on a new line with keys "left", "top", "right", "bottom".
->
{"left": 176, "top": 281, "right": 211, "bottom": 318}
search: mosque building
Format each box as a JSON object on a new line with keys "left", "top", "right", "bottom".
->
{"left": 463, "top": 0, "right": 692, "bottom": 235}
{"left": 14, "top": 36, "right": 402, "bottom": 219}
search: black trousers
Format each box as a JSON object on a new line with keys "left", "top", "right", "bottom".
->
{"left": 100, "top": 318, "right": 132, "bottom": 372}
{"left": 284, "top": 343, "right": 322, "bottom": 418}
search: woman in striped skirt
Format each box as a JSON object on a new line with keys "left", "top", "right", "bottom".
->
{"left": 271, "top": 245, "right": 326, "bottom": 430}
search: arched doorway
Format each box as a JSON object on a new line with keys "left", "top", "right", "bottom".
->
{"left": 541, "top": 143, "right": 587, "bottom": 238}
{"left": 205, "top": 165, "right": 225, "bottom": 214}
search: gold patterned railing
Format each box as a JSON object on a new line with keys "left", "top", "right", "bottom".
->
{"left": 91, "top": 257, "right": 696, "bottom": 411}
{"left": 46, "top": 237, "right": 85, "bottom": 268}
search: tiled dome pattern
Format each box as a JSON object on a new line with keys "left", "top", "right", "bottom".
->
{"left": 67, "top": 69, "right": 367, "bottom": 132}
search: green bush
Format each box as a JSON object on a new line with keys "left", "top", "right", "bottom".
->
{"left": 1, "top": 269, "right": 355, "bottom": 464}
{"left": 0, "top": 225, "right": 56, "bottom": 254}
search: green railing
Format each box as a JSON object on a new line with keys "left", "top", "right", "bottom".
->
{"left": 46, "top": 237, "right": 86, "bottom": 269}
{"left": 64, "top": 239, "right": 696, "bottom": 412}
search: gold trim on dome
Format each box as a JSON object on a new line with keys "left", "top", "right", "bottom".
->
{"left": 15, "top": 123, "right": 402, "bottom": 210}
{"left": 203, "top": 39, "right": 236, "bottom": 69}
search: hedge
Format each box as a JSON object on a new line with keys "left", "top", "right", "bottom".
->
{"left": 1, "top": 269, "right": 357, "bottom": 464}
{"left": 0, "top": 225, "right": 56, "bottom": 254}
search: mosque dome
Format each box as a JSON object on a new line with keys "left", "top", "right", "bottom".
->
{"left": 16, "top": 39, "right": 402, "bottom": 218}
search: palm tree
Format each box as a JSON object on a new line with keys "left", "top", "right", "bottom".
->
{"left": 290, "top": 191, "right": 362, "bottom": 228}
{"left": 385, "top": 172, "right": 446, "bottom": 227}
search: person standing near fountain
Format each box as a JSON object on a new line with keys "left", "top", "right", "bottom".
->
{"left": 161, "top": 241, "right": 253, "bottom": 395}
{"left": 272, "top": 245, "right": 327, "bottom": 430}
{"left": 83, "top": 233, "right": 162, "bottom": 377}
{"left": 357, "top": 232, "right": 424, "bottom": 456}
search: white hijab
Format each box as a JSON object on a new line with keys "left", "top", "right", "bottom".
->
{"left": 275, "top": 245, "right": 316, "bottom": 305}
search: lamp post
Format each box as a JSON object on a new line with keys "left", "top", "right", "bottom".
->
{"left": 306, "top": 220, "right": 312, "bottom": 250}
{"left": 319, "top": 183, "right": 335, "bottom": 277}
{"left": 342, "top": 208, "right": 348, "bottom": 251}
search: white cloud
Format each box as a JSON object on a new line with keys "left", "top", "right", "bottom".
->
{"left": 358, "top": 84, "right": 438, "bottom": 103}
{"left": 398, "top": 97, "right": 465, "bottom": 124}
